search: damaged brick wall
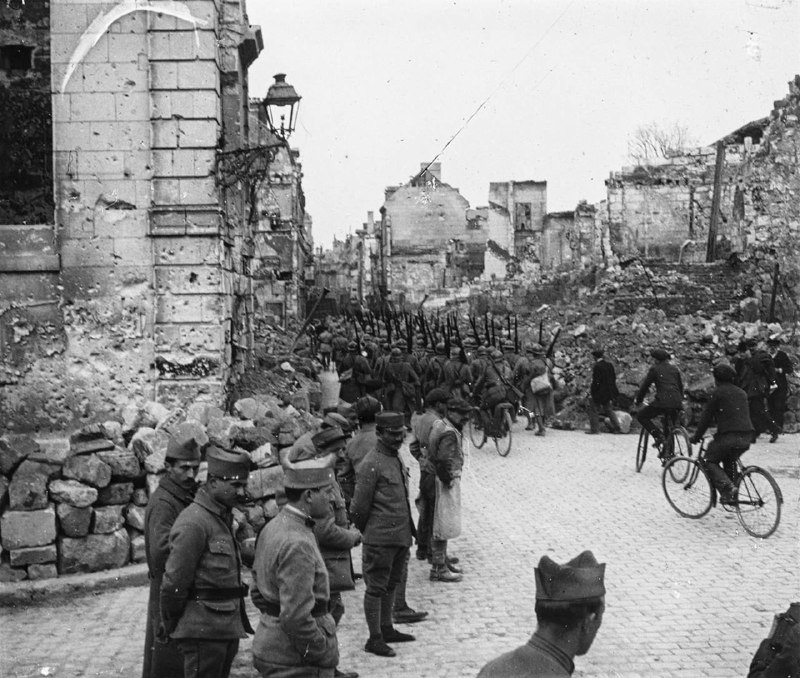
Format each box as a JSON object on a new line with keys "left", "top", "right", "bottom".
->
{"left": 1, "top": 0, "right": 261, "bottom": 433}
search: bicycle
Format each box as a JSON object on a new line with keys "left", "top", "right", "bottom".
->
{"left": 661, "top": 436, "right": 783, "bottom": 538}
{"left": 635, "top": 407, "right": 692, "bottom": 480}
{"left": 468, "top": 403, "right": 513, "bottom": 457}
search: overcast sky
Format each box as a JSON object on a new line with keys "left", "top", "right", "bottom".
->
{"left": 246, "top": 0, "right": 800, "bottom": 248}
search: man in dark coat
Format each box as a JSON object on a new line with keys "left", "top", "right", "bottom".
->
{"left": 160, "top": 447, "right": 253, "bottom": 678}
{"left": 382, "top": 348, "right": 420, "bottom": 426}
{"left": 142, "top": 424, "right": 203, "bottom": 678}
{"left": 252, "top": 447, "right": 341, "bottom": 677}
{"left": 442, "top": 345, "right": 471, "bottom": 399}
{"left": 478, "top": 551, "right": 606, "bottom": 677}
{"left": 586, "top": 348, "right": 621, "bottom": 434}
{"left": 338, "top": 341, "right": 372, "bottom": 403}
{"left": 737, "top": 339, "right": 780, "bottom": 442}
{"left": 350, "top": 412, "right": 417, "bottom": 658}
{"left": 766, "top": 336, "right": 793, "bottom": 431}
{"left": 634, "top": 348, "right": 684, "bottom": 451}
{"left": 689, "top": 364, "right": 755, "bottom": 504}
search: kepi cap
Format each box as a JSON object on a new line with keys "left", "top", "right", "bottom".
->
{"left": 376, "top": 411, "right": 405, "bottom": 431}
{"left": 312, "top": 426, "right": 348, "bottom": 449}
{"left": 649, "top": 348, "right": 670, "bottom": 361}
{"left": 446, "top": 397, "right": 472, "bottom": 413}
{"left": 535, "top": 550, "right": 606, "bottom": 602}
{"left": 166, "top": 421, "right": 206, "bottom": 461}
{"left": 206, "top": 446, "right": 250, "bottom": 481}
{"left": 283, "top": 445, "right": 335, "bottom": 489}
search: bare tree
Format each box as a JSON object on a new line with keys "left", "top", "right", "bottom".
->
{"left": 627, "top": 121, "right": 697, "bottom": 164}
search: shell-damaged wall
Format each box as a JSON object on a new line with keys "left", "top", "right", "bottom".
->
{"left": 1, "top": 0, "right": 258, "bottom": 432}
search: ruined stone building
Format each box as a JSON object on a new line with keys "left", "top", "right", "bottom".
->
{"left": 248, "top": 98, "right": 312, "bottom": 329}
{"left": 379, "top": 162, "right": 486, "bottom": 306}
{"left": 1, "top": 0, "right": 267, "bottom": 432}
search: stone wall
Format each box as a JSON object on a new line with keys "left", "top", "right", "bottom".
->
{"left": 1, "top": 1, "right": 261, "bottom": 433}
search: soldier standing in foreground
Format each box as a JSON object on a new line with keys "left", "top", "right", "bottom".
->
{"left": 142, "top": 424, "right": 203, "bottom": 678}
{"left": 350, "top": 412, "right": 417, "bottom": 657}
{"left": 160, "top": 447, "right": 253, "bottom": 678}
{"left": 252, "top": 447, "right": 342, "bottom": 677}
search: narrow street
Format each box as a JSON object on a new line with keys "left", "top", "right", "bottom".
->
{"left": 3, "top": 426, "right": 797, "bottom": 678}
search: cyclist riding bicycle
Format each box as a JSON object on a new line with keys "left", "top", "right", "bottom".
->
{"left": 474, "top": 348, "right": 514, "bottom": 435}
{"left": 634, "top": 348, "right": 684, "bottom": 456}
{"left": 689, "top": 364, "right": 755, "bottom": 504}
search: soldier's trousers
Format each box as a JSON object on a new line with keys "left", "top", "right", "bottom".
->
{"left": 176, "top": 638, "right": 239, "bottom": 678}
{"left": 415, "top": 470, "right": 436, "bottom": 556}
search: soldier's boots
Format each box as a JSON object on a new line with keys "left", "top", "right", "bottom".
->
{"left": 381, "top": 626, "right": 416, "bottom": 643}
{"left": 430, "top": 564, "right": 463, "bottom": 582}
{"left": 364, "top": 636, "right": 395, "bottom": 657}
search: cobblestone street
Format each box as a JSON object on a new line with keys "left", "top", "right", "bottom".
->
{"left": 3, "top": 426, "right": 798, "bottom": 678}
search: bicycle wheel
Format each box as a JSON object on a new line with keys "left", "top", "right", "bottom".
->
{"left": 662, "top": 457, "right": 714, "bottom": 519}
{"left": 735, "top": 467, "right": 782, "bottom": 538}
{"left": 666, "top": 427, "right": 693, "bottom": 482}
{"left": 468, "top": 409, "right": 486, "bottom": 449}
{"left": 494, "top": 410, "right": 513, "bottom": 457}
{"left": 635, "top": 428, "right": 648, "bottom": 472}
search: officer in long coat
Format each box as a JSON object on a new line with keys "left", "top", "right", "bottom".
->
{"left": 350, "top": 412, "right": 417, "bottom": 658}
{"left": 252, "top": 448, "right": 341, "bottom": 677}
{"left": 160, "top": 447, "right": 253, "bottom": 678}
{"left": 142, "top": 424, "right": 203, "bottom": 678}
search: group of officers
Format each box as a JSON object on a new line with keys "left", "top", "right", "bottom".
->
{"left": 142, "top": 386, "right": 605, "bottom": 678}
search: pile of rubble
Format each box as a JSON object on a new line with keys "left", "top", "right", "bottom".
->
{"left": 0, "top": 391, "right": 324, "bottom": 583}
{"left": 532, "top": 307, "right": 799, "bottom": 432}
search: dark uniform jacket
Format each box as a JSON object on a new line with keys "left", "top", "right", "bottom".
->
{"left": 694, "top": 382, "right": 754, "bottom": 438}
{"left": 590, "top": 358, "right": 619, "bottom": 404}
{"left": 443, "top": 359, "right": 471, "bottom": 398}
{"left": 739, "top": 349, "right": 777, "bottom": 398}
{"left": 409, "top": 410, "right": 440, "bottom": 475}
{"left": 252, "top": 507, "right": 339, "bottom": 672}
{"left": 143, "top": 476, "right": 195, "bottom": 678}
{"left": 349, "top": 439, "right": 415, "bottom": 546}
{"left": 313, "top": 481, "right": 360, "bottom": 592}
{"left": 635, "top": 362, "right": 683, "bottom": 408}
{"left": 338, "top": 352, "right": 372, "bottom": 403}
{"left": 478, "top": 633, "right": 574, "bottom": 677}
{"left": 160, "top": 487, "right": 249, "bottom": 640}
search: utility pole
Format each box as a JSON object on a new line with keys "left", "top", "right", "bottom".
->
{"left": 706, "top": 140, "right": 725, "bottom": 262}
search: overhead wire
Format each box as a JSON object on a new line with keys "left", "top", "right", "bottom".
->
{"left": 419, "top": 0, "right": 579, "bottom": 178}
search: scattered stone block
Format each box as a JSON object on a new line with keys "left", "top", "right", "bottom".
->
{"left": 250, "top": 442, "right": 273, "bottom": 467}
{"left": 290, "top": 390, "right": 310, "bottom": 413}
{"left": 247, "top": 466, "right": 284, "bottom": 501}
{"left": 130, "top": 532, "right": 146, "bottom": 563}
{"left": 206, "top": 416, "right": 240, "bottom": 449}
{"left": 97, "top": 447, "right": 142, "bottom": 480}
{"left": 48, "top": 479, "right": 98, "bottom": 508}
{"left": 130, "top": 428, "right": 170, "bottom": 473}
{"left": 206, "top": 406, "right": 225, "bottom": 422}
{"left": 56, "top": 503, "right": 93, "bottom": 537}
{"left": 143, "top": 401, "right": 171, "bottom": 427}
{"left": 28, "top": 563, "right": 58, "bottom": 580}
{"left": 69, "top": 424, "right": 107, "bottom": 445}
{"left": 0, "top": 563, "right": 27, "bottom": 582}
{"left": 232, "top": 427, "right": 276, "bottom": 452}
{"left": 1, "top": 506, "right": 57, "bottom": 549}
{"left": 9, "top": 460, "right": 60, "bottom": 510}
{"left": 156, "top": 407, "right": 186, "bottom": 435}
{"left": 29, "top": 438, "right": 72, "bottom": 465}
{"left": 93, "top": 505, "right": 125, "bottom": 534}
{"left": 101, "top": 421, "right": 124, "bottom": 445}
{"left": 233, "top": 397, "right": 268, "bottom": 421}
{"left": 70, "top": 439, "right": 115, "bottom": 455}
{"left": 0, "top": 434, "right": 39, "bottom": 476}
{"left": 10, "top": 544, "right": 57, "bottom": 567}
{"left": 146, "top": 474, "right": 161, "bottom": 496}
{"left": 63, "top": 454, "right": 112, "bottom": 489}
{"left": 132, "top": 487, "right": 149, "bottom": 506}
{"left": 58, "top": 528, "right": 130, "bottom": 574}
{"left": 186, "top": 401, "right": 211, "bottom": 425}
{"left": 125, "top": 504, "right": 146, "bottom": 531}
{"left": 97, "top": 482, "right": 134, "bottom": 505}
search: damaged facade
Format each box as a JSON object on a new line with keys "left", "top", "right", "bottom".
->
{"left": 379, "top": 162, "right": 486, "bottom": 306}
{"left": 248, "top": 99, "right": 312, "bottom": 329}
{"left": 1, "top": 0, "right": 267, "bottom": 432}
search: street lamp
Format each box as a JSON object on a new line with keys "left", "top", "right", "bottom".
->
{"left": 263, "top": 73, "right": 301, "bottom": 139}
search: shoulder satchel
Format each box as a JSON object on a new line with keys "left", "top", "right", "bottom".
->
{"left": 530, "top": 371, "right": 553, "bottom": 395}
{"left": 490, "top": 362, "right": 523, "bottom": 400}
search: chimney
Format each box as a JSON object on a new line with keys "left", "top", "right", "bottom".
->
{"left": 420, "top": 161, "right": 442, "bottom": 183}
